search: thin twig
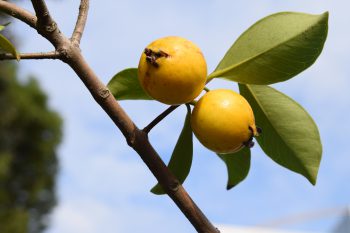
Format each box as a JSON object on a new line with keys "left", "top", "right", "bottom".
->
{"left": 0, "top": 51, "right": 59, "bottom": 60}
{"left": 143, "top": 105, "right": 180, "bottom": 134}
{"left": 188, "top": 100, "right": 197, "bottom": 106}
{"left": 71, "top": 0, "right": 89, "bottom": 45}
{"left": 0, "top": 1, "right": 37, "bottom": 29}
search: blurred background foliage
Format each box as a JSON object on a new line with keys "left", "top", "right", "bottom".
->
{"left": 0, "top": 10, "right": 63, "bottom": 233}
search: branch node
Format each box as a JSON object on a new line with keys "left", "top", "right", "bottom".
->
{"left": 45, "top": 22, "right": 57, "bottom": 32}
{"left": 126, "top": 129, "right": 139, "bottom": 148}
{"left": 57, "top": 47, "right": 68, "bottom": 59}
{"left": 98, "top": 87, "right": 110, "bottom": 99}
{"left": 170, "top": 181, "right": 180, "bottom": 192}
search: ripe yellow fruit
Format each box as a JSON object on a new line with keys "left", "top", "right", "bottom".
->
{"left": 138, "top": 36, "right": 207, "bottom": 105}
{"left": 191, "top": 89, "right": 258, "bottom": 153}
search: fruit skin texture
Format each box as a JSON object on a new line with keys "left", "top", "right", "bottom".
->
{"left": 138, "top": 36, "right": 207, "bottom": 105}
{"left": 191, "top": 89, "right": 258, "bottom": 154}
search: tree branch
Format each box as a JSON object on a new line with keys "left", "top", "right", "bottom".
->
{"left": 71, "top": 0, "right": 89, "bottom": 45}
{"left": 1, "top": 2, "right": 220, "bottom": 232}
{"left": 64, "top": 46, "right": 219, "bottom": 233}
{"left": 30, "top": 0, "right": 69, "bottom": 50}
{"left": 0, "top": 1, "right": 37, "bottom": 29}
{"left": 0, "top": 51, "right": 59, "bottom": 60}
{"left": 31, "top": 0, "right": 52, "bottom": 24}
{"left": 143, "top": 105, "right": 180, "bottom": 134}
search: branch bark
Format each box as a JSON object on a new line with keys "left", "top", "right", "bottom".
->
{"left": 0, "top": 2, "right": 220, "bottom": 232}
{"left": 31, "top": 0, "right": 52, "bottom": 24}
{"left": 0, "top": 51, "right": 59, "bottom": 60}
{"left": 71, "top": 0, "right": 89, "bottom": 45}
{"left": 0, "top": 1, "right": 37, "bottom": 29}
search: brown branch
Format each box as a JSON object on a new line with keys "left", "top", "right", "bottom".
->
{"left": 71, "top": 0, "right": 89, "bottom": 45}
{"left": 31, "top": 0, "right": 51, "bottom": 23}
{"left": 30, "top": 0, "right": 69, "bottom": 50}
{"left": 1, "top": 2, "right": 220, "bottom": 233}
{"left": 143, "top": 105, "right": 180, "bottom": 134}
{"left": 0, "top": 1, "right": 37, "bottom": 29}
{"left": 0, "top": 51, "right": 59, "bottom": 60}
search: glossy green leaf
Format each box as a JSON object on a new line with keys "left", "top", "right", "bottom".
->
{"left": 151, "top": 105, "right": 193, "bottom": 195}
{"left": 239, "top": 84, "right": 322, "bottom": 184}
{"left": 218, "top": 147, "right": 251, "bottom": 190}
{"left": 208, "top": 12, "right": 328, "bottom": 84}
{"left": 0, "top": 34, "right": 20, "bottom": 61}
{"left": 107, "top": 68, "right": 152, "bottom": 100}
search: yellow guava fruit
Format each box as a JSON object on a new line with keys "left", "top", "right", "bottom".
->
{"left": 138, "top": 36, "right": 207, "bottom": 105}
{"left": 191, "top": 89, "right": 259, "bottom": 154}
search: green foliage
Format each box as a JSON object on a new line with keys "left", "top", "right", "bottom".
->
{"left": 218, "top": 147, "right": 251, "bottom": 190}
{"left": 0, "top": 207, "right": 29, "bottom": 233}
{"left": 208, "top": 12, "right": 328, "bottom": 84}
{"left": 0, "top": 24, "right": 19, "bottom": 60}
{"left": 239, "top": 84, "right": 322, "bottom": 184}
{"left": 0, "top": 62, "right": 62, "bottom": 233}
{"left": 108, "top": 11, "right": 328, "bottom": 190}
{"left": 108, "top": 68, "right": 152, "bottom": 100}
{"left": 151, "top": 105, "right": 193, "bottom": 195}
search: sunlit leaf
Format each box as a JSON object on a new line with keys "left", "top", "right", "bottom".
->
{"left": 151, "top": 105, "right": 193, "bottom": 195}
{"left": 218, "top": 147, "right": 251, "bottom": 190}
{"left": 208, "top": 12, "right": 328, "bottom": 84}
{"left": 107, "top": 68, "right": 152, "bottom": 100}
{"left": 0, "top": 34, "right": 20, "bottom": 61}
{"left": 239, "top": 84, "right": 322, "bottom": 184}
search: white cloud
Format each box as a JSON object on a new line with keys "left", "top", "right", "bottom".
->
{"left": 48, "top": 198, "right": 123, "bottom": 233}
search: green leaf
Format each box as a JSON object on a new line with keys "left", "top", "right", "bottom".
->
{"left": 239, "top": 84, "right": 322, "bottom": 184}
{"left": 218, "top": 147, "right": 251, "bottom": 190}
{"left": 0, "top": 22, "right": 11, "bottom": 32}
{"left": 0, "top": 34, "right": 20, "bottom": 61}
{"left": 151, "top": 105, "right": 193, "bottom": 195}
{"left": 107, "top": 68, "right": 152, "bottom": 100}
{"left": 208, "top": 12, "right": 328, "bottom": 84}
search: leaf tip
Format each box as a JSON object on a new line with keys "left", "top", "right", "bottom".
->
{"left": 322, "top": 11, "right": 329, "bottom": 18}
{"left": 308, "top": 175, "right": 317, "bottom": 186}
{"left": 150, "top": 185, "right": 165, "bottom": 195}
{"left": 226, "top": 184, "right": 235, "bottom": 190}
{"left": 320, "top": 11, "right": 329, "bottom": 25}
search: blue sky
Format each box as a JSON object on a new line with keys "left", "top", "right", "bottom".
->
{"left": 8, "top": 0, "right": 350, "bottom": 232}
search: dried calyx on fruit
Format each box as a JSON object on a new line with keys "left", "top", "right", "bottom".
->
{"left": 138, "top": 36, "right": 207, "bottom": 105}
